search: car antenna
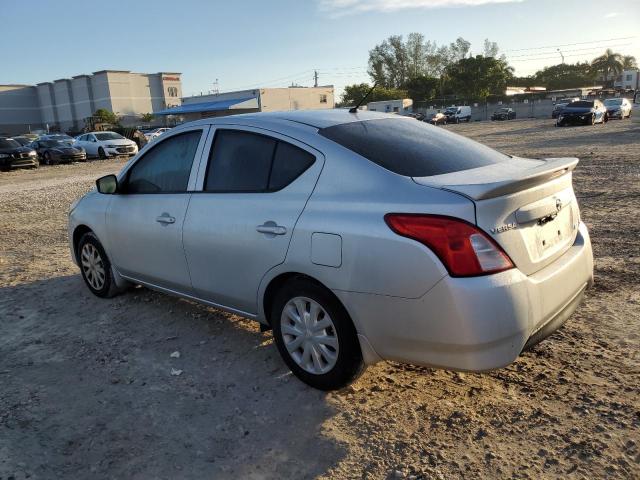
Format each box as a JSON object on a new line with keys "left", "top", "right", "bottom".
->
{"left": 349, "top": 82, "right": 377, "bottom": 113}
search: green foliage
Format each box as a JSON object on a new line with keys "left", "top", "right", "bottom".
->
{"left": 622, "top": 55, "right": 637, "bottom": 70}
{"left": 529, "top": 63, "right": 596, "bottom": 90}
{"left": 140, "top": 113, "right": 154, "bottom": 123}
{"left": 339, "top": 83, "right": 408, "bottom": 107}
{"left": 404, "top": 75, "right": 439, "bottom": 102}
{"left": 93, "top": 108, "right": 120, "bottom": 125}
{"left": 445, "top": 55, "right": 514, "bottom": 100}
{"left": 591, "top": 49, "right": 624, "bottom": 86}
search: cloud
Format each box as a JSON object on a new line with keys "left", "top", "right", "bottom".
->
{"left": 318, "top": 0, "right": 524, "bottom": 16}
{"left": 603, "top": 11, "right": 619, "bottom": 18}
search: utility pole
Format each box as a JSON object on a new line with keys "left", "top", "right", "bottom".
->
{"left": 557, "top": 48, "right": 565, "bottom": 64}
{"left": 314, "top": 70, "right": 319, "bottom": 88}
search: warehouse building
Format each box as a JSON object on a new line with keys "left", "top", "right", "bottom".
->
{"left": 155, "top": 85, "right": 335, "bottom": 121}
{"left": 0, "top": 71, "right": 182, "bottom": 135}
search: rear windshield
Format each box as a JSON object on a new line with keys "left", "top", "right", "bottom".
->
{"left": 566, "top": 101, "right": 592, "bottom": 108}
{"left": 318, "top": 118, "right": 508, "bottom": 177}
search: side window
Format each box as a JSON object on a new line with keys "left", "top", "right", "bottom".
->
{"left": 269, "top": 141, "right": 315, "bottom": 190}
{"left": 205, "top": 130, "right": 276, "bottom": 192}
{"left": 204, "top": 129, "right": 316, "bottom": 193}
{"left": 126, "top": 130, "right": 201, "bottom": 194}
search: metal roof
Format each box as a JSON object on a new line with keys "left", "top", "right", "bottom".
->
{"left": 155, "top": 97, "right": 258, "bottom": 115}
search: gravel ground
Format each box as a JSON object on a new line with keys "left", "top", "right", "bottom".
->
{"left": 1, "top": 119, "right": 638, "bottom": 480}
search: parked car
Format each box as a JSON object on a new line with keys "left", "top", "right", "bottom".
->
{"left": 556, "top": 100, "right": 608, "bottom": 126}
{"left": 10, "top": 136, "right": 34, "bottom": 147}
{"left": 443, "top": 105, "right": 471, "bottom": 123}
{"left": 551, "top": 98, "right": 579, "bottom": 119}
{"left": 69, "top": 110, "right": 594, "bottom": 390}
{"left": 491, "top": 107, "right": 516, "bottom": 121}
{"left": 143, "top": 127, "right": 171, "bottom": 142}
{"left": 30, "top": 139, "right": 86, "bottom": 164}
{"left": 603, "top": 98, "right": 632, "bottom": 119}
{"left": 429, "top": 112, "right": 447, "bottom": 125}
{"left": 74, "top": 131, "right": 139, "bottom": 159}
{"left": 0, "top": 137, "right": 38, "bottom": 170}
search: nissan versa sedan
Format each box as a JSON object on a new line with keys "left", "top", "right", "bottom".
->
{"left": 603, "top": 98, "right": 632, "bottom": 119}
{"left": 68, "top": 110, "right": 594, "bottom": 390}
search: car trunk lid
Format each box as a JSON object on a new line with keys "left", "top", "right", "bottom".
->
{"left": 413, "top": 157, "right": 580, "bottom": 275}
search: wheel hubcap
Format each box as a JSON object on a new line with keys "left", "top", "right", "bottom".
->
{"left": 80, "top": 243, "right": 106, "bottom": 290}
{"left": 280, "top": 297, "right": 339, "bottom": 375}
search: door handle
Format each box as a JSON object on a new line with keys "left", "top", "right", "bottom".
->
{"left": 156, "top": 214, "right": 176, "bottom": 225}
{"left": 256, "top": 221, "right": 287, "bottom": 236}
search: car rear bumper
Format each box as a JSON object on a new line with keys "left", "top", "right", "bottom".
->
{"left": 335, "top": 222, "right": 594, "bottom": 370}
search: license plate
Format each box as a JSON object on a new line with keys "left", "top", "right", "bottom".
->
{"left": 536, "top": 207, "right": 574, "bottom": 254}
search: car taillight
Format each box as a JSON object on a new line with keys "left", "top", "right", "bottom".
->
{"left": 384, "top": 214, "right": 514, "bottom": 277}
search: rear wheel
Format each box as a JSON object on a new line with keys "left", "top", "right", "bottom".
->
{"left": 77, "top": 232, "right": 120, "bottom": 298}
{"left": 271, "top": 278, "right": 364, "bottom": 390}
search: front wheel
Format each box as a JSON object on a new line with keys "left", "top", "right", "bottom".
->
{"left": 271, "top": 278, "right": 365, "bottom": 390}
{"left": 98, "top": 147, "right": 107, "bottom": 159}
{"left": 77, "top": 232, "right": 120, "bottom": 298}
{"left": 43, "top": 152, "right": 52, "bottom": 165}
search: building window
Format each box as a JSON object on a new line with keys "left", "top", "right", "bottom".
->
{"left": 320, "top": 94, "right": 327, "bottom": 104}
{"left": 168, "top": 86, "right": 178, "bottom": 97}
{"left": 393, "top": 106, "right": 399, "bottom": 112}
{"left": 626, "top": 74, "right": 633, "bottom": 81}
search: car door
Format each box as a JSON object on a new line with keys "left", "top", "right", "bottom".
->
{"left": 182, "top": 126, "right": 324, "bottom": 314}
{"left": 106, "top": 126, "right": 210, "bottom": 292}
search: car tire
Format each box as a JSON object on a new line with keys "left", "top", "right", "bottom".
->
{"left": 590, "top": 114, "right": 596, "bottom": 126}
{"left": 77, "top": 232, "right": 120, "bottom": 298}
{"left": 98, "top": 147, "right": 106, "bottom": 159}
{"left": 270, "top": 277, "right": 365, "bottom": 390}
{"left": 43, "top": 152, "right": 52, "bottom": 165}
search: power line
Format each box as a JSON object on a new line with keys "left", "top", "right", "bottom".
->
{"left": 503, "top": 36, "right": 636, "bottom": 52}
{"left": 505, "top": 43, "right": 633, "bottom": 59}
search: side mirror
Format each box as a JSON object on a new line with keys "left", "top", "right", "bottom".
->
{"left": 96, "top": 174, "right": 118, "bottom": 194}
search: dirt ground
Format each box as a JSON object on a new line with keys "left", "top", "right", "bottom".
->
{"left": 1, "top": 119, "right": 638, "bottom": 480}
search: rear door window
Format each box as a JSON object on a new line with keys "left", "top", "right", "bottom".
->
{"left": 319, "top": 118, "right": 508, "bottom": 177}
{"left": 204, "top": 129, "right": 315, "bottom": 192}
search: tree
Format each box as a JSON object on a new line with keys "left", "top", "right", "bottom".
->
{"left": 482, "top": 39, "right": 500, "bottom": 58}
{"left": 622, "top": 55, "right": 637, "bottom": 70}
{"left": 140, "top": 113, "right": 154, "bottom": 123}
{"left": 93, "top": 108, "right": 119, "bottom": 125}
{"left": 532, "top": 62, "right": 596, "bottom": 89}
{"left": 446, "top": 55, "right": 514, "bottom": 100}
{"left": 591, "top": 49, "right": 624, "bottom": 86}
{"left": 339, "top": 83, "right": 408, "bottom": 107}
{"left": 405, "top": 75, "right": 439, "bottom": 102}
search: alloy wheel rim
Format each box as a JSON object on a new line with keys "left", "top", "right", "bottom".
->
{"left": 80, "top": 243, "right": 106, "bottom": 290}
{"left": 280, "top": 296, "right": 339, "bottom": 375}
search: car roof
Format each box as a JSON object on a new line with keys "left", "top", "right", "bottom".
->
{"left": 196, "top": 109, "right": 403, "bottom": 130}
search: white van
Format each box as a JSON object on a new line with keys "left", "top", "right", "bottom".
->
{"left": 443, "top": 105, "right": 472, "bottom": 123}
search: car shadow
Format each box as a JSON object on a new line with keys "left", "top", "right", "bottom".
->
{"left": 0, "top": 274, "right": 346, "bottom": 479}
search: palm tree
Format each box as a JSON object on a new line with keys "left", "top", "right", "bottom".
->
{"left": 591, "top": 49, "right": 624, "bottom": 86}
{"left": 622, "top": 55, "right": 637, "bottom": 70}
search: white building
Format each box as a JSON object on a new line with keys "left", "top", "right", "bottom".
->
{"left": 155, "top": 86, "right": 335, "bottom": 121}
{"left": 614, "top": 70, "right": 640, "bottom": 90}
{"left": 0, "top": 70, "right": 182, "bottom": 135}
{"left": 366, "top": 99, "right": 413, "bottom": 115}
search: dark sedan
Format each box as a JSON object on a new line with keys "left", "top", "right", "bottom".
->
{"left": 491, "top": 107, "right": 516, "bottom": 121}
{"left": 556, "top": 100, "right": 608, "bottom": 127}
{"left": 0, "top": 138, "right": 38, "bottom": 170}
{"left": 30, "top": 139, "right": 87, "bottom": 165}
{"left": 10, "top": 136, "right": 34, "bottom": 147}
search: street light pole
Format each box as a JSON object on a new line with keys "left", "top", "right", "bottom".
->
{"left": 557, "top": 48, "right": 565, "bottom": 64}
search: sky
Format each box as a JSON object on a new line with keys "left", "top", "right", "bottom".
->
{"left": 1, "top": 0, "right": 639, "bottom": 99}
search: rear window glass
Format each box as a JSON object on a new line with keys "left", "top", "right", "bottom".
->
{"left": 319, "top": 118, "right": 508, "bottom": 177}
{"left": 566, "top": 101, "right": 592, "bottom": 108}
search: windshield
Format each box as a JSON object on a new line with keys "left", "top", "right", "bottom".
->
{"left": 95, "top": 132, "right": 125, "bottom": 141}
{"left": 12, "top": 137, "right": 31, "bottom": 146}
{"left": 444, "top": 107, "right": 457, "bottom": 112}
{"left": 0, "top": 138, "right": 21, "bottom": 149}
{"left": 41, "top": 140, "right": 68, "bottom": 148}
{"left": 565, "top": 101, "right": 592, "bottom": 108}
{"left": 319, "top": 118, "right": 508, "bottom": 177}
{"left": 604, "top": 98, "right": 623, "bottom": 106}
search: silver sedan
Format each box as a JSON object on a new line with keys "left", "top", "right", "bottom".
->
{"left": 68, "top": 110, "right": 594, "bottom": 390}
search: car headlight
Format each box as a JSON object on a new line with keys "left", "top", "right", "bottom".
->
{"left": 0, "top": 153, "right": 9, "bottom": 158}
{"left": 28, "top": 151, "right": 37, "bottom": 157}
